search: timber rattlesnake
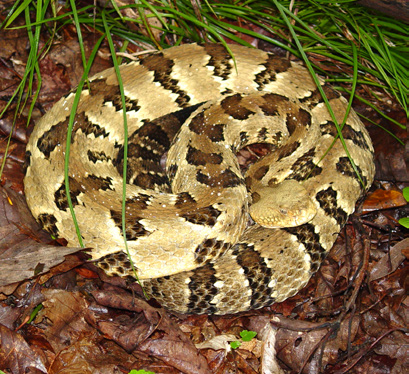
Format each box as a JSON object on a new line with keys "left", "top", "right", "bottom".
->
{"left": 24, "top": 44, "right": 375, "bottom": 314}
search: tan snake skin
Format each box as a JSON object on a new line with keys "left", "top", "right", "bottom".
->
{"left": 24, "top": 44, "right": 375, "bottom": 314}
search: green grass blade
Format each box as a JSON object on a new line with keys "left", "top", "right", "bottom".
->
{"left": 69, "top": 0, "right": 88, "bottom": 70}
{"left": 3, "top": 0, "right": 32, "bottom": 28}
{"left": 64, "top": 35, "right": 106, "bottom": 248}
{"left": 101, "top": 10, "right": 146, "bottom": 292}
{"left": 272, "top": 0, "right": 367, "bottom": 188}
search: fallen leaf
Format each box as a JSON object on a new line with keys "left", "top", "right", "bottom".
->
{"left": 0, "top": 324, "right": 47, "bottom": 373}
{"left": 363, "top": 189, "right": 408, "bottom": 213}
{"left": 369, "top": 238, "right": 408, "bottom": 281}
{"left": 0, "top": 186, "right": 83, "bottom": 286}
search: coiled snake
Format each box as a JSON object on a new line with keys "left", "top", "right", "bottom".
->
{"left": 24, "top": 44, "right": 375, "bottom": 314}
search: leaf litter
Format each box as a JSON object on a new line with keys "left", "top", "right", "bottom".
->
{"left": 0, "top": 3, "right": 408, "bottom": 374}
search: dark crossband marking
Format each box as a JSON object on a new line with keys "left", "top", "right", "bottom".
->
{"left": 140, "top": 52, "right": 191, "bottom": 107}
{"left": 255, "top": 55, "right": 292, "bottom": 90}
{"left": 205, "top": 44, "right": 233, "bottom": 80}
{"left": 182, "top": 206, "right": 221, "bottom": 226}
{"left": 188, "top": 111, "right": 226, "bottom": 142}
{"left": 259, "top": 93, "right": 289, "bottom": 116}
{"left": 110, "top": 194, "right": 152, "bottom": 241}
{"left": 125, "top": 193, "right": 152, "bottom": 210}
{"left": 284, "top": 224, "right": 326, "bottom": 273}
{"left": 186, "top": 146, "right": 223, "bottom": 166}
{"left": 126, "top": 143, "right": 160, "bottom": 163}
{"left": 276, "top": 141, "right": 301, "bottom": 161}
{"left": 221, "top": 94, "right": 255, "bottom": 120}
{"left": 299, "top": 83, "right": 341, "bottom": 108}
{"left": 187, "top": 263, "right": 219, "bottom": 314}
{"left": 108, "top": 94, "right": 140, "bottom": 112}
{"left": 75, "top": 112, "right": 109, "bottom": 139}
{"left": 90, "top": 78, "right": 140, "bottom": 112}
{"left": 96, "top": 252, "right": 132, "bottom": 277}
{"left": 336, "top": 157, "right": 367, "bottom": 188}
{"left": 37, "top": 123, "right": 66, "bottom": 159}
{"left": 290, "top": 148, "right": 323, "bottom": 181}
{"left": 87, "top": 150, "right": 111, "bottom": 163}
{"left": 175, "top": 192, "right": 197, "bottom": 210}
{"left": 130, "top": 172, "right": 169, "bottom": 190}
{"left": 110, "top": 209, "right": 150, "bottom": 241}
{"left": 54, "top": 178, "right": 81, "bottom": 211}
{"left": 320, "top": 122, "right": 372, "bottom": 151}
{"left": 37, "top": 213, "right": 58, "bottom": 237}
{"left": 196, "top": 168, "right": 243, "bottom": 188}
{"left": 316, "top": 187, "right": 348, "bottom": 227}
{"left": 253, "top": 165, "right": 269, "bottom": 181}
{"left": 194, "top": 239, "right": 230, "bottom": 265}
{"left": 234, "top": 243, "right": 275, "bottom": 309}
{"left": 86, "top": 175, "right": 113, "bottom": 191}
{"left": 286, "top": 109, "right": 311, "bottom": 135}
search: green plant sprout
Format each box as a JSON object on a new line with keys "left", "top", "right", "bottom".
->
{"left": 230, "top": 330, "right": 258, "bottom": 349}
{"left": 398, "top": 187, "right": 409, "bottom": 228}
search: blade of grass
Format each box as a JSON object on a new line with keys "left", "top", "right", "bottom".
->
{"left": 69, "top": 0, "right": 87, "bottom": 70}
{"left": 63, "top": 35, "right": 106, "bottom": 248}
{"left": 337, "top": 87, "right": 406, "bottom": 131}
{"left": 101, "top": 10, "right": 146, "bottom": 293}
{"left": 0, "top": 0, "right": 44, "bottom": 179}
{"left": 24, "top": 0, "right": 43, "bottom": 124}
{"left": 272, "top": 0, "right": 367, "bottom": 188}
{"left": 373, "top": 23, "right": 407, "bottom": 112}
{"left": 2, "top": 0, "right": 32, "bottom": 28}
{"left": 356, "top": 114, "right": 404, "bottom": 145}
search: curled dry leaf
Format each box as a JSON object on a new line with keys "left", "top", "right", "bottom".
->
{"left": 90, "top": 284, "right": 211, "bottom": 374}
{"left": 369, "top": 237, "right": 408, "bottom": 281}
{"left": 0, "top": 186, "right": 83, "bottom": 287}
{"left": 248, "top": 316, "right": 285, "bottom": 374}
{"left": 195, "top": 334, "right": 237, "bottom": 351}
{"left": 272, "top": 314, "right": 361, "bottom": 373}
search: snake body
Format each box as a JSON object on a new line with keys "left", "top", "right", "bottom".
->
{"left": 24, "top": 44, "right": 375, "bottom": 314}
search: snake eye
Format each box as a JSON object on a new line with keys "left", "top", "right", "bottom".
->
{"left": 280, "top": 209, "right": 287, "bottom": 215}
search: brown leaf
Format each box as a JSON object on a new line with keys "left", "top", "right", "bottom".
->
{"left": 0, "top": 324, "right": 47, "bottom": 373}
{"left": 369, "top": 238, "right": 408, "bottom": 281}
{"left": 0, "top": 157, "right": 26, "bottom": 193}
{"left": 272, "top": 313, "right": 363, "bottom": 373}
{"left": 370, "top": 114, "right": 409, "bottom": 182}
{"left": 22, "top": 289, "right": 155, "bottom": 373}
{"left": 0, "top": 111, "right": 28, "bottom": 143}
{"left": 90, "top": 284, "right": 211, "bottom": 374}
{"left": 248, "top": 316, "right": 285, "bottom": 374}
{"left": 374, "top": 331, "right": 409, "bottom": 370}
{"left": 35, "top": 289, "right": 95, "bottom": 347}
{"left": 0, "top": 186, "right": 83, "bottom": 286}
{"left": 274, "top": 317, "right": 328, "bottom": 372}
{"left": 362, "top": 189, "right": 408, "bottom": 213}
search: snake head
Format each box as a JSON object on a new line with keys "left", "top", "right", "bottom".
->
{"left": 249, "top": 179, "right": 317, "bottom": 228}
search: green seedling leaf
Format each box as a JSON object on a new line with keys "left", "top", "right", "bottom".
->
{"left": 230, "top": 341, "right": 241, "bottom": 349}
{"left": 402, "top": 187, "right": 409, "bottom": 202}
{"left": 240, "top": 330, "right": 257, "bottom": 341}
{"left": 398, "top": 217, "right": 409, "bottom": 229}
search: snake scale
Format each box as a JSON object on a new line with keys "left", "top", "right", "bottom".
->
{"left": 24, "top": 44, "right": 375, "bottom": 314}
